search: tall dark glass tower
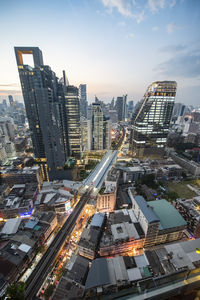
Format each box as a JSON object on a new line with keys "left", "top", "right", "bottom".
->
{"left": 15, "top": 47, "right": 70, "bottom": 180}
{"left": 115, "top": 95, "right": 127, "bottom": 121}
{"left": 79, "top": 84, "right": 87, "bottom": 118}
{"left": 65, "top": 85, "right": 81, "bottom": 159}
{"left": 130, "top": 81, "right": 177, "bottom": 157}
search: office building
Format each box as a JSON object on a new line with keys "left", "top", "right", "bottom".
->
{"left": 127, "top": 100, "right": 134, "bottom": 118}
{"left": 65, "top": 85, "right": 81, "bottom": 159}
{"left": 8, "top": 95, "right": 14, "bottom": 107}
{"left": 90, "top": 103, "right": 104, "bottom": 150}
{"left": 15, "top": 47, "right": 70, "bottom": 180}
{"left": 79, "top": 84, "right": 87, "bottom": 118}
{"left": 115, "top": 95, "right": 127, "bottom": 122}
{"left": 130, "top": 81, "right": 177, "bottom": 157}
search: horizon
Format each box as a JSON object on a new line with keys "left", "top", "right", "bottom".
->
{"left": 0, "top": 0, "right": 199, "bottom": 105}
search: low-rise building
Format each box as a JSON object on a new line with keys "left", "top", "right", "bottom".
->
{"left": 78, "top": 213, "right": 105, "bottom": 260}
{"left": 97, "top": 182, "right": 117, "bottom": 213}
{"left": 128, "top": 190, "right": 187, "bottom": 248}
{"left": 52, "top": 255, "right": 90, "bottom": 300}
{"left": 176, "top": 197, "right": 200, "bottom": 238}
{"left": 0, "top": 183, "right": 37, "bottom": 219}
{"left": 85, "top": 238, "right": 200, "bottom": 299}
{"left": 1, "top": 166, "right": 42, "bottom": 187}
{"left": 170, "top": 151, "right": 200, "bottom": 177}
{"left": 35, "top": 181, "right": 75, "bottom": 214}
{"left": 99, "top": 209, "right": 145, "bottom": 257}
{"left": 97, "top": 168, "right": 120, "bottom": 213}
{"left": 155, "top": 164, "right": 183, "bottom": 181}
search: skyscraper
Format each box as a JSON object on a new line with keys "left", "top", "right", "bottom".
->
{"left": 79, "top": 84, "right": 87, "bottom": 118}
{"left": 8, "top": 95, "right": 14, "bottom": 107}
{"left": 65, "top": 85, "right": 81, "bottom": 159}
{"left": 15, "top": 47, "right": 70, "bottom": 180}
{"left": 130, "top": 81, "right": 177, "bottom": 157}
{"left": 115, "top": 96, "right": 123, "bottom": 121}
{"left": 115, "top": 95, "right": 127, "bottom": 122}
{"left": 88, "top": 103, "right": 111, "bottom": 151}
{"left": 90, "top": 103, "right": 104, "bottom": 150}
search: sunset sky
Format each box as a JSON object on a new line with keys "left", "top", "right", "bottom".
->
{"left": 0, "top": 0, "right": 199, "bottom": 105}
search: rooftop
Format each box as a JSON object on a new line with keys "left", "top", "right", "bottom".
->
{"left": 148, "top": 199, "right": 187, "bottom": 230}
{"left": 1, "top": 218, "right": 21, "bottom": 235}
{"left": 90, "top": 213, "right": 105, "bottom": 228}
{"left": 133, "top": 194, "right": 160, "bottom": 224}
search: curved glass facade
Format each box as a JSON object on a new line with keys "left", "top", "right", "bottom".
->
{"left": 131, "top": 81, "right": 177, "bottom": 157}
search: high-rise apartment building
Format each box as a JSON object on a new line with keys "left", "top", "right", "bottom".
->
{"left": 115, "top": 95, "right": 127, "bottom": 122}
{"left": 130, "top": 81, "right": 177, "bottom": 157}
{"left": 88, "top": 103, "right": 111, "bottom": 151}
{"left": 15, "top": 47, "right": 70, "bottom": 180}
{"left": 65, "top": 85, "right": 81, "bottom": 159}
{"left": 79, "top": 84, "right": 87, "bottom": 118}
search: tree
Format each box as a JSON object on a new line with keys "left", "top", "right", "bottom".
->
{"left": 2, "top": 282, "right": 25, "bottom": 300}
{"left": 166, "top": 191, "right": 179, "bottom": 202}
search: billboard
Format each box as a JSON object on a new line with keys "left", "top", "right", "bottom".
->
{"left": 65, "top": 201, "right": 71, "bottom": 211}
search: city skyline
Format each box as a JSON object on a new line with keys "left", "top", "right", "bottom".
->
{"left": 0, "top": 0, "right": 200, "bottom": 105}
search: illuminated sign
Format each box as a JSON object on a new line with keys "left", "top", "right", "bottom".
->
{"left": 65, "top": 201, "right": 71, "bottom": 211}
{"left": 20, "top": 208, "right": 33, "bottom": 218}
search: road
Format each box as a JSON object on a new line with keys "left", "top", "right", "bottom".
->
{"left": 25, "top": 125, "right": 125, "bottom": 299}
{"left": 25, "top": 189, "right": 91, "bottom": 300}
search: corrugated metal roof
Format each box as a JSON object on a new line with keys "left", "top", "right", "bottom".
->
{"left": 127, "top": 268, "right": 142, "bottom": 281}
{"left": 1, "top": 218, "right": 21, "bottom": 235}
{"left": 90, "top": 213, "right": 105, "bottom": 228}
{"left": 148, "top": 199, "right": 187, "bottom": 230}
{"left": 134, "top": 195, "right": 160, "bottom": 223}
{"left": 85, "top": 258, "right": 110, "bottom": 289}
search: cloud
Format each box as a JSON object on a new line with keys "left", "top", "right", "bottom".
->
{"left": 160, "top": 44, "right": 186, "bottom": 53}
{"left": 156, "top": 51, "right": 200, "bottom": 78}
{"left": 169, "top": 0, "right": 176, "bottom": 8}
{"left": 133, "top": 10, "right": 145, "bottom": 23}
{"left": 126, "top": 32, "right": 135, "bottom": 39}
{"left": 166, "top": 22, "right": 176, "bottom": 33}
{"left": 101, "top": 0, "right": 133, "bottom": 17}
{"left": 148, "top": 0, "right": 166, "bottom": 12}
{"left": 118, "top": 21, "right": 126, "bottom": 26}
{"left": 148, "top": 0, "right": 176, "bottom": 12}
{"left": 166, "top": 22, "right": 186, "bottom": 34}
{"left": 152, "top": 26, "right": 159, "bottom": 31}
{"left": 101, "top": 0, "right": 144, "bottom": 22}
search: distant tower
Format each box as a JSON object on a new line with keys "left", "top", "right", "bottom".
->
{"left": 8, "top": 95, "right": 14, "bottom": 107}
{"left": 15, "top": 46, "right": 70, "bottom": 180}
{"left": 115, "top": 95, "right": 127, "bottom": 121}
{"left": 79, "top": 84, "right": 87, "bottom": 118}
{"left": 130, "top": 81, "right": 177, "bottom": 157}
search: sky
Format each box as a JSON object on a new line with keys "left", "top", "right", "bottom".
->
{"left": 0, "top": 0, "right": 200, "bottom": 105}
